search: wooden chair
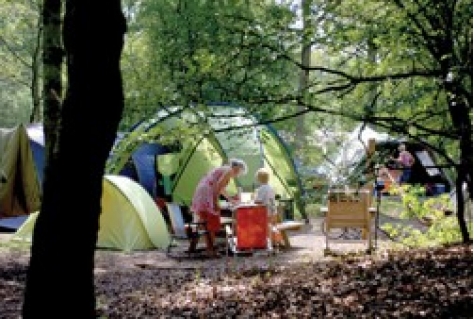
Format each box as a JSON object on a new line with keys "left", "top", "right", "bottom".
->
{"left": 323, "top": 189, "right": 373, "bottom": 255}
{"left": 165, "top": 202, "right": 210, "bottom": 259}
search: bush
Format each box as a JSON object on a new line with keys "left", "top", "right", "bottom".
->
{"left": 381, "top": 184, "right": 467, "bottom": 247}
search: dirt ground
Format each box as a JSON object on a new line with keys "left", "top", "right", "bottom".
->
{"left": 2, "top": 216, "right": 470, "bottom": 319}
{"left": 0, "top": 216, "right": 404, "bottom": 273}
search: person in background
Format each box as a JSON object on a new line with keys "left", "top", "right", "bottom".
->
{"left": 253, "top": 168, "right": 282, "bottom": 248}
{"left": 392, "top": 143, "right": 415, "bottom": 184}
{"left": 190, "top": 158, "right": 247, "bottom": 257}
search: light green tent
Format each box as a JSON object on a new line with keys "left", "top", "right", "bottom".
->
{"left": 12, "top": 175, "right": 170, "bottom": 252}
{"left": 168, "top": 135, "right": 231, "bottom": 205}
{"left": 0, "top": 124, "right": 41, "bottom": 218}
{"left": 259, "top": 128, "right": 305, "bottom": 217}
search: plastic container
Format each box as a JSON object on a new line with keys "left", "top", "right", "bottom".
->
{"left": 235, "top": 205, "right": 268, "bottom": 250}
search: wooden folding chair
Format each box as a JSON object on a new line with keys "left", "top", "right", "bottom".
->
{"left": 323, "top": 189, "right": 373, "bottom": 255}
{"left": 165, "top": 202, "right": 210, "bottom": 259}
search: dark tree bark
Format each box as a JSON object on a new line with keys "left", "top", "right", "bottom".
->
{"left": 29, "top": 11, "right": 43, "bottom": 124}
{"left": 22, "top": 1, "right": 127, "bottom": 318}
{"left": 41, "top": 0, "right": 63, "bottom": 160}
{"left": 449, "top": 86, "right": 472, "bottom": 242}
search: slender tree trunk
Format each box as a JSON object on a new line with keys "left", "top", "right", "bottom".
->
{"left": 364, "top": 37, "right": 377, "bottom": 117}
{"left": 22, "top": 1, "right": 126, "bottom": 317}
{"left": 296, "top": 0, "right": 311, "bottom": 152}
{"left": 456, "top": 109, "right": 472, "bottom": 242}
{"left": 455, "top": 172, "right": 470, "bottom": 242}
{"left": 41, "top": 0, "right": 63, "bottom": 160}
{"left": 29, "top": 11, "right": 43, "bottom": 124}
{"left": 444, "top": 67, "right": 472, "bottom": 242}
{"left": 293, "top": 0, "right": 312, "bottom": 223}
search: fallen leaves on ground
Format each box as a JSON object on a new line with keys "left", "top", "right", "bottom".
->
{"left": 0, "top": 244, "right": 471, "bottom": 318}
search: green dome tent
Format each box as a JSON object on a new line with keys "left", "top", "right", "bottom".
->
{"left": 106, "top": 109, "right": 234, "bottom": 206}
{"left": 209, "top": 105, "right": 306, "bottom": 220}
{"left": 12, "top": 175, "right": 170, "bottom": 252}
{"left": 107, "top": 105, "right": 305, "bottom": 220}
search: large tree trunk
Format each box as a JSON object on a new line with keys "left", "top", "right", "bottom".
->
{"left": 22, "top": 1, "right": 126, "bottom": 317}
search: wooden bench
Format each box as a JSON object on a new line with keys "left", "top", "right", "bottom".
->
{"left": 321, "top": 189, "right": 373, "bottom": 254}
{"left": 274, "top": 209, "right": 304, "bottom": 248}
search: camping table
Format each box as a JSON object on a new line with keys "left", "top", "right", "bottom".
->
{"left": 217, "top": 202, "right": 235, "bottom": 250}
{"left": 224, "top": 202, "right": 304, "bottom": 250}
{"left": 218, "top": 201, "right": 243, "bottom": 231}
{"left": 220, "top": 216, "right": 234, "bottom": 226}
{"left": 219, "top": 200, "right": 234, "bottom": 222}
{"left": 216, "top": 216, "right": 235, "bottom": 253}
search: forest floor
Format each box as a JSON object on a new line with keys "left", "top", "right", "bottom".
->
{"left": 0, "top": 214, "right": 472, "bottom": 318}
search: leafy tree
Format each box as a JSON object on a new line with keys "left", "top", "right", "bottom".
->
{"left": 119, "top": 0, "right": 299, "bottom": 128}
{"left": 116, "top": 1, "right": 471, "bottom": 242}
{"left": 129, "top": 0, "right": 472, "bottom": 241}
{"left": 292, "top": 0, "right": 472, "bottom": 240}
{"left": 0, "top": 0, "right": 42, "bottom": 127}
{"left": 22, "top": 1, "right": 126, "bottom": 317}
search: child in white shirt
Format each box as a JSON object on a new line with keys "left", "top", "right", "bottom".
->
{"left": 253, "top": 168, "right": 282, "bottom": 247}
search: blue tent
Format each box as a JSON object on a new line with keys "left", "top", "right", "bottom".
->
{"left": 123, "top": 142, "right": 174, "bottom": 199}
{"left": 26, "top": 123, "right": 46, "bottom": 188}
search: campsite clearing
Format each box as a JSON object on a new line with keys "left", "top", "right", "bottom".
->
{"left": 0, "top": 217, "right": 471, "bottom": 318}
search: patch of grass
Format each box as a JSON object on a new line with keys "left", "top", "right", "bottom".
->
{"left": 378, "top": 196, "right": 405, "bottom": 218}
{"left": 0, "top": 237, "right": 31, "bottom": 252}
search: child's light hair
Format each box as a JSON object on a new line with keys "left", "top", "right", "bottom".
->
{"left": 255, "top": 167, "right": 270, "bottom": 184}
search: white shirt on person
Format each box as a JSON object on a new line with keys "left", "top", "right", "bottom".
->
{"left": 254, "top": 183, "right": 277, "bottom": 216}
